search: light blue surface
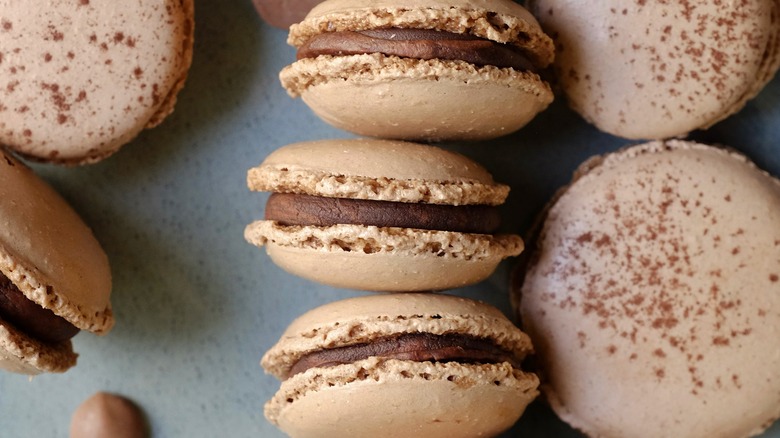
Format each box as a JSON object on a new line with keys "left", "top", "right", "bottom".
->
{"left": 0, "top": 1, "right": 778, "bottom": 436}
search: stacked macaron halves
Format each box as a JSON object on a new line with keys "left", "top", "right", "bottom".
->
{"left": 263, "top": 293, "right": 539, "bottom": 438}
{"left": 0, "top": 151, "right": 113, "bottom": 374}
{"left": 280, "top": 0, "right": 555, "bottom": 141}
{"left": 245, "top": 138, "right": 524, "bottom": 292}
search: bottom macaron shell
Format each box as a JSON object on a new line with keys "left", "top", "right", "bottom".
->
{"left": 0, "top": 322, "right": 77, "bottom": 374}
{"left": 286, "top": 55, "right": 552, "bottom": 141}
{"left": 268, "top": 359, "right": 539, "bottom": 438}
{"left": 246, "top": 222, "right": 523, "bottom": 291}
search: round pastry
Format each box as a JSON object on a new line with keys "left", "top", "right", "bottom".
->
{"left": 253, "top": 0, "right": 324, "bottom": 29}
{"left": 244, "top": 138, "right": 524, "bottom": 292}
{"left": 70, "top": 392, "right": 148, "bottom": 438}
{"left": 517, "top": 140, "right": 780, "bottom": 437}
{"left": 263, "top": 293, "right": 539, "bottom": 438}
{"left": 0, "top": 0, "right": 194, "bottom": 164}
{"left": 0, "top": 150, "right": 113, "bottom": 374}
{"left": 280, "top": 0, "right": 554, "bottom": 141}
{"left": 528, "top": 0, "right": 780, "bottom": 139}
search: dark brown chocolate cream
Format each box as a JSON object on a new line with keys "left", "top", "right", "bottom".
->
{"left": 0, "top": 273, "right": 79, "bottom": 343}
{"left": 265, "top": 192, "right": 502, "bottom": 234}
{"left": 297, "top": 28, "right": 538, "bottom": 71}
{"left": 288, "top": 332, "right": 521, "bottom": 377}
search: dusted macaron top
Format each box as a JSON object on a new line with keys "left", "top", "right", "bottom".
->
{"left": 263, "top": 293, "right": 534, "bottom": 379}
{"left": 291, "top": 0, "right": 554, "bottom": 68}
{"left": 0, "top": 151, "right": 112, "bottom": 333}
{"left": 0, "top": 0, "right": 194, "bottom": 164}
{"left": 249, "top": 138, "right": 510, "bottom": 206}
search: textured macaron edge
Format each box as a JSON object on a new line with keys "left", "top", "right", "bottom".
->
{"left": 281, "top": 54, "right": 552, "bottom": 103}
{"left": 289, "top": 3, "right": 554, "bottom": 67}
{"left": 266, "top": 358, "right": 539, "bottom": 426}
{"left": 0, "top": 321, "right": 77, "bottom": 374}
{"left": 248, "top": 136, "right": 513, "bottom": 206}
{"left": 261, "top": 293, "right": 532, "bottom": 379}
{"left": 0, "top": 247, "right": 114, "bottom": 335}
{"left": 246, "top": 221, "right": 523, "bottom": 264}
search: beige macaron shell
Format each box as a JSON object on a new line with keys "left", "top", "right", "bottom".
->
{"left": 263, "top": 293, "right": 533, "bottom": 379}
{"left": 268, "top": 359, "right": 539, "bottom": 438}
{"left": 245, "top": 222, "right": 523, "bottom": 292}
{"left": 0, "top": 151, "right": 112, "bottom": 333}
{"left": 249, "top": 138, "right": 510, "bottom": 206}
{"left": 0, "top": 0, "right": 193, "bottom": 164}
{"left": 281, "top": 55, "right": 553, "bottom": 142}
{"left": 0, "top": 322, "right": 77, "bottom": 374}
{"left": 520, "top": 141, "right": 780, "bottom": 437}
{"left": 532, "top": 0, "right": 780, "bottom": 139}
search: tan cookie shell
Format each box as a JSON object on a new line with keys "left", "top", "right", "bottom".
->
{"left": 0, "top": 150, "right": 112, "bottom": 374}
{"left": 0, "top": 0, "right": 194, "bottom": 164}
{"left": 530, "top": 0, "right": 780, "bottom": 139}
{"left": 281, "top": 0, "right": 555, "bottom": 141}
{"left": 244, "top": 139, "right": 524, "bottom": 291}
{"left": 263, "top": 294, "right": 539, "bottom": 438}
{"left": 518, "top": 141, "right": 780, "bottom": 437}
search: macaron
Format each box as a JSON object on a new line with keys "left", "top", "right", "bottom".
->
{"left": 244, "top": 138, "right": 524, "bottom": 291}
{"left": 516, "top": 141, "right": 780, "bottom": 437}
{"left": 0, "top": 150, "right": 113, "bottom": 374}
{"left": 70, "top": 392, "right": 148, "bottom": 438}
{"left": 280, "top": 0, "right": 554, "bottom": 141}
{"left": 262, "top": 293, "right": 539, "bottom": 438}
{"left": 528, "top": 0, "right": 780, "bottom": 139}
{"left": 253, "top": 0, "right": 324, "bottom": 29}
{"left": 0, "top": 0, "right": 194, "bottom": 164}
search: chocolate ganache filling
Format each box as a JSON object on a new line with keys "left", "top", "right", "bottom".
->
{"left": 0, "top": 273, "right": 79, "bottom": 343}
{"left": 265, "top": 193, "right": 501, "bottom": 234}
{"left": 288, "top": 332, "right": 521, "bottom": 377}
{"left": 297, "top": 28, "right": 538, "bottom": 72}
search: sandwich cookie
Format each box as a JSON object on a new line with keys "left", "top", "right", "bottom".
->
{"left": 263, "top": 293, "right": 539, "bottom": 438}
{"left": 517, "top": 141, "right": 780, "bottom": 437}
{"left": 280, "top": 0, "right": 554, "bottom": 141}
{"left": 0, "top": 150, "right": 113, "bottom": 374}
{"left": 0, "top": 0, "right": 194, "bottom": 164}
{"left": 70, "top": 392, "right": 149, "bottom": 438}
{"left": 244, "top": 138, "right": 524, "bottom": 291}
{"left": 528, "top": 0, "right": 780, "bottom": 139}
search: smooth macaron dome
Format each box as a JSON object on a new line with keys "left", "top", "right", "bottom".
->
{"left": 0, "top": 151, "right": 113, "bottom": 374}
{"left": 281, "top": 0, "right": 555, "bottom": 141}
{"left": 529, "top": 0, "right": 780, "bottom": 139}
{"left": 244, "top": 138, "right": 524, "bottom": 291}
{"left": 263, "top": 293, "right": 539, "bottom": 438}
{"left": 518, "top": 141, "right": 780, "bottom": 437}
{"left": 0, "top": 0, "right": 194, "bottom": 164}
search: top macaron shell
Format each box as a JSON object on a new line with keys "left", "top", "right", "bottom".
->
{"left": 244, "top": 139, "right": 524, "bottom": 291}
{"left": 519, "top": 141, "right": 780, "bottom": 437}
{"left": 0, "top": 151, "right": 112, "bottom": 333}
{"left": 0, "top": 0, "right": 194, "bottom": 164}
{"left": 530, "top": 0, "right": 780, "bottom": 139}
{"left": 281, "top": 0, "right": 555, "bottom": 141}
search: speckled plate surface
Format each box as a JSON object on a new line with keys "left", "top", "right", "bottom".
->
{"left": 0, "top": 1, "right": 778, "bottom": 436}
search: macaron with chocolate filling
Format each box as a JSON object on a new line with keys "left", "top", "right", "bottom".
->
{"left": 517, "top": 141, "right": 780, "bottom": 437}
{"left": 280, "top": 0, "right": 554, "bottom": 141}
{"left": 244, "top": 138, "right": 524, "bottom": 291}
{"left": 263, "top": 293, "right": 539, "bottom": 438}
{"left": 0, "top": 150, "right": 113, "bottom": 374}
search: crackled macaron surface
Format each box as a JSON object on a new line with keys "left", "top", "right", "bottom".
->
{"left": 0, "top": 150, "right": 112, "bottom": 374}
{"left": 281, "top": 0, "right": 555, "bottom": 141}
{"left": 530, "top": 0, "right": 780, "bottom": 139}
{"left": 518, "top": 141, "right": 780, "bottom": 438}
{"left": 263, "top": 293, "right": 539, "bottom": 438}
{"left": 0, "top": 0, "right": 194, "bottom": 164}
{"left": 244, "top": 138, "right": 523, "bottom": 291}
